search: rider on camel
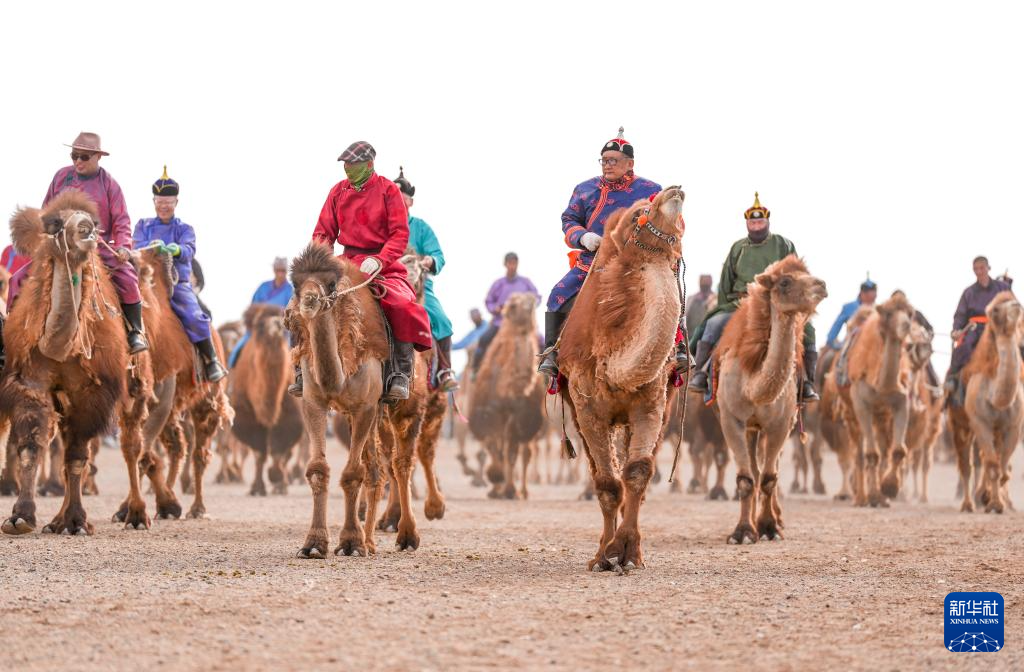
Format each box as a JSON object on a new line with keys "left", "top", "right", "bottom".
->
{"left": 688, "top": 192, "right": 819, "bottom": 400}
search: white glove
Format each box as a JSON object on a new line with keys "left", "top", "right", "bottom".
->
{"left": 580, "top": 232, "right": 603, "bottom": 252}
{"left": 359, "top": 257, "right": 382, "bottom": 275}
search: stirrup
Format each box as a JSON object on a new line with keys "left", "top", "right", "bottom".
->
{"left": 205, "top": 359, "right": 227, "bottom": 383}
{"left": 437, "top": 368, "right": 459, "bottom": 392}
{"left": 287, "top": 371, "right": 303, "bottom": 398}
{"left": 128, "top": 331, "right": 149, "bottom": 355}
{"left": 382, "top": 373, "right": 410, "bottom": 403}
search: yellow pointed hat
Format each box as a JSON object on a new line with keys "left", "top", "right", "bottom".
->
{"left": 744, "top": 191, "right": 769, "bottom": 220}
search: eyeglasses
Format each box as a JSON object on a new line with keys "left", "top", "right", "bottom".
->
{"left": 70, "top": 152, "right": 94, "bottom": 162}
{"left": 598, "top": 158, "right": 621, "bottom": 166}
{"left": 153, "top": 197, "right": 178, "bottom": 206}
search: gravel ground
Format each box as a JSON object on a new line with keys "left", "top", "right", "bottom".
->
{"left": 1, "top": 436, "right": 1021, "bottom": 671}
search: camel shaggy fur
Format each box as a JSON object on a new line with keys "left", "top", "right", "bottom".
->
{"left": 958, "top": 291, "right": 1023, "bottom": 513}
{"left": 0, "top": 192, "right": 127, "bottom": 535}
{"left": 714, "top": 255, "right": 827, "bottom": 543}
{"left": 558, "top": 187, "right": 685, "bottom": 571}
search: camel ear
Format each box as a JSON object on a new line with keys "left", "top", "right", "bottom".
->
{"left": 754, "top": 272, "right": 774, "bottom": 290}
{"left": 41, "top": 211, "right": 64, "bottom": 235}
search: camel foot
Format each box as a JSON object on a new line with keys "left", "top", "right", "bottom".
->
{"left": 789, "top": 480, "right": 802, "bottom": 495}
{"left": 578, "top": 487, "right": 595, "bottom": 501}
{"left": 297, "top": 540, "right": 328, "bottom": 559}
{"left": 707, "top": 485, "right": 728, "bottom": 501}
{"left": 156, "top": 498, "right": 183, "bottom": 520}
{"left": 186, "top": 505, "right": 209, "bottom": 520}
{"left": 38, "top": 480, "right": 65, "bottom": 498}
{"left": 880, "top": 477, "right": 900, "bottom": 500}
{"left": 867, "top": 492, "right": 889, "bottom": 508}
{"left": 917, "top": 495, "right": 929, "bottom": 505}
{"left": 271, "top": 482, "right": 288, "bottom": 496}
{"left": 727, "top": 523, "right": 757, "bottom": 545}
{"left": 249, "top": 481, "right": 267, "bottom": 497}
{"left": 834, "top": 493, "right": 852, "bottom": 502}
{"left": 686, "top": 478, "right": 702, "bottom": 495}
{"left": 334, "top": 529, "right": 368, "bottom": 557}
{"left": 813, "top": 480, "right": 827, "bottom": 496}
{"left": 602, "top": 531, "right": 643, "bottom": 572}
{"left": 960, "top": 500, "right": 975, "bottom": 513}
{"left": 395, "top": 525, "right": 420, "bottom": 551}
{"left": 984, "top": 500, "right": 1004, "bottom": 514}
{"left": 122, "top": 506, "right": 151, "bottom": 531}
{"left": 43, "top": 512, "right": 93, "bottom": 536}
{"left": 181, "top": 482, "right": 195, "bottom": 496}
{"left": 502, "top": 483, "right": 519, "bottom": 500}
{"left": 424, "top": 496, "right": 446, "bottom": 521}
{"left": 377, "top": 503, "right": 401, "bottom": 532}
{"left": 757, "top": 519, "right": 784, "bottom": 542}
{"left": 0, "top": 477, "right": 17, "bottom": 497}
{"left": 289, "top": 464, "right": 305, "bottom": 485}
{"left": 470, "top": 474, "right": 487, "bottom": 488}
{"left": 1, "top": 515, "right": 35, "bottom": 535}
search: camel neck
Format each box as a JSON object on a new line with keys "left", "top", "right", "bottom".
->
{"left": 991, "top": 333, "right": 1022, "bottom": 409}
{"left": 744, "top": 310, "right": 798, "bottom": 404}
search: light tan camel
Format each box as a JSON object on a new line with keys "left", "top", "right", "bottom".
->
{"left": 959, "top": 291, "right": 1023, "bottom": 513}
{"left": 714, "top": 255, "right": 827, "bottom": 543}
{"left": 844, "top": 293, "right": 916, "bottom": 507}
{"left": 289, "top": 244, "right": 430, "bottom": 557}
{"left": 214, "top": 320, "right": 247, "bottom": 484}
{"left": 558, "top": 187, "right": 685, "bottom": 571}
{"left": 904, "top": 322, "right": 943, "bottom": 504}
{"left": 469, "top": 292, "right": 546, "bottom": 499}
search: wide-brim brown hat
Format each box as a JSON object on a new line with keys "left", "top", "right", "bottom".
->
{"left": 64, "top": 131, "right": 109, "bottom": 156}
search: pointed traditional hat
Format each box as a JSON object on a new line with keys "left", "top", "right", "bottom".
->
{"left": 393, "top": 165, "right": 415, "bottom": 197}
{"left": 744, "top": 192, "right": 770, "bottom": 220}
{"left": 600, "top": 126, "right": 634, "bottom": 158}
{"left": 152, "top": 165, "right": 179, "bottom": 196}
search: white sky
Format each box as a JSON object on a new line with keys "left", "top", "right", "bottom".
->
{"left": 2, "top": 1, "right": 1021, "bottom": 371}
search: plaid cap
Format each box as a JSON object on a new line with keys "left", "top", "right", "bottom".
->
{"left": 337, "top": 141, "right": 377, "bottom": 163}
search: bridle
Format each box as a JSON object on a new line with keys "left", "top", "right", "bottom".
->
{"left": 629, "top": 207, "right": 679, "bottom": 253}
{"left": 299, "top": 266, "right": 384, "bottom": 316}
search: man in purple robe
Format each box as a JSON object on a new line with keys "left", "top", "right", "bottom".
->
{"left": 471, "top": 252, "right": 541, "bottom": 372}
{"left": 7, "top": 132, "right": 148, "bottom": 353}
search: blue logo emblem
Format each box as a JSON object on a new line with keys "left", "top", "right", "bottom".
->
{"left": 945, "top": 592, "right": 1003, "bottom": 652}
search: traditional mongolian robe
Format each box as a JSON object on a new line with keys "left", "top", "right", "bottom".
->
{"left": 408, "top": 215, "right": 453, "bottom": 341}
{"left": 547, "top": 173, "right": 662, "bottom": 311}
{"left": 485, "top": 275, "right": 541, "bottom": 327}
{"left": 690, "top": 232, "right": 815, "bottom": 349}
{"left": 312, "top": 173, "right": 432, "bottom": 351}
{"left": 132, "top": 217, "right": 212, "bottom": 344}
{"left": 8, "top": 166, "right": 141, "bottom": 306}
{"left": 950, "top": 278, "right": 1012, "bottom": 373}
{"left": 228, "top": 279, "right": 295, "bottom": 367}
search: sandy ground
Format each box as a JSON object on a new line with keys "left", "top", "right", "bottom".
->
{"left": 1, "top": 432, "right": 1022, "bottom": 672}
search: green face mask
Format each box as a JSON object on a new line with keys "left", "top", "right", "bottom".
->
{"left": 344, "top": 162, "right": 374, "bottom": 188}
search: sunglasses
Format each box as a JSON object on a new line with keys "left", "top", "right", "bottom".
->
{"left": 70, "top": 152, "right": 94, "bottom": 162}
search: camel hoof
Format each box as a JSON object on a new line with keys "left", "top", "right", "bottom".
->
{"left": 707, "top": 486, "right": 728, "bottom": 501}
{"left": 727, "top": 537, "right": 738, "bottom": 545}
{"left": 833, "top": 493, "right": 851, "bottom": 502}
{"left": 298, "top": 547, "right": 325, "bottom": 559}
{"left": 813, "top": 482, "right": 827, "bottom": 495}
{"left": 186, "top": 509, "right": 209, "bottom": 520}
{"left": 75, "top": 528, "right": 88, "bottom": 536}
{"left": 424, "top": 499, "right": 446, "bottom": 521}
{"left": 591, "top": 564, "right": 605, "bottom": 572}
{"left": 2, "top": 517, "right": 34, "bottom": 535}
{"left": 742, "top": 536, "right": 754, "bottom": 545}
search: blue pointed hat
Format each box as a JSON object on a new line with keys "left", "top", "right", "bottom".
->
{"left": 152, "top": 165, "right": 179, "bottom": 196}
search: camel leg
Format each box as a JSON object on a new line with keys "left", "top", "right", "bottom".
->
{"left": 832, "top": 432, "right": 854, "bottom": 501}
{"left": 43, "top": 425, "right": 93, "bottom": 536}
{"left": 392, "top": 414, "right": 424, "bottom": 551}
{"left": 502, "top": 436, "right": 520, "bottom": 500}
{"left": 186, "top": 401, "right": 220, "bottom": 519}
{"left": 0, "top": 433, "right": 18, "bottom": 496}
{"left": 919, "top": 437, "right": 933, "bottom": 504}
{"left": 474, "top": 446, "right": 488, "bottom": 488}
{"left": 574, "top": 410, "right": 619, "bottom": 571}
{"left": 810, "top": 434, "right": 826, "bottom": 495}
{"left": 850, "top": 388, "right": 879, "bottom": 507}
{"left": 250, "top": 441, "right": 269, "bottom": 497}
{"left": 38, "top": 436, "right": 66, "bottom": 497}
{"left": 125, "top": 378, "right": 182, "bottom": 521}
{"left": 687, "top": 432, "right": 705, "bottom": 494}
{"left": 997, "top": 421, "right": 1020, "bottom": 512}
{"left": 972, "top": 422, "right": 1001, "bottom": 513}
{"left": 179, "top": 419, "right": 196, "bottom": 495}
{"left": 708, "top": 445, "right": 729, "bottom": 501}
{"left": 376, "top": 421, "right": 402, "bottom": 532}
{"left": 360, "top": 426, "right": 383, "bottom": 554}
{"left": 162, "top": 421, "right": 187, "bottom": 492}
{"left": 881, "top": 397, "right": 910, "bottom": 500}
{"left": 790, "top": 436, "right": 808, "bottom": 494}
{"left": 519, "top": 441, "right": 532, "bottom": 500}
{"left": 2, "top": 406, "right": 53, "bottom": 535}
{"left": 335, "top": 407, "right": 377, "bottom": 556}
{"left": 83, "top": 438, "right": 100, "bottom": 496}
{"left": 416, "top": 416, "right": 446, "bottom": 520}
{"left": 290, "top": 432, "right": 310, "bottom": 485}
{"left": 721, "top": 416, "right": 758, "bottom": 545}
{"left": 952, "top": 418, "right": 975, "bottom": 513}
{"left": 118, "top": 396, "right": 151, "bottom": 530}
{"left": 486, "top": 437, "right": 506, "bottom": 499}
{"left": 297, "top": 397, "right": 331, "bottom": 559}
{"left": 756, "top": 427, "right": 788, "bottom": 541}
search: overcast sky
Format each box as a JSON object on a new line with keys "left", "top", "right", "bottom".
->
{"left": 2, "top": 1, "right": 1021, "bottom": 370}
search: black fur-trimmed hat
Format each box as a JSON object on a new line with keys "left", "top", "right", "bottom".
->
{"left": 394, "top": 166, "right": 415, "bottom": 197}
{"left": 601, "top": 126, "right": 634, "bottom": 158}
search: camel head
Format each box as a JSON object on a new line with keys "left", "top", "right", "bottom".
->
{"left": 985, "top": 291, "right": 1023, "bottom": 340}
{"left": 501, "top": 292, "right": 538, "bottom": 331}
{"left": 244, "top": 303, "right": 286, "bottom": 342}
{"left": 10, "top": 190, "right": 100, "bottom": 263}
{"left": 752, "top": 255, "right": 827, "bottom": 316}
{"left": 875, "top": 292, "right": 915, "bottom": 343}
{"left": 290, "top": 243, "right": 351, "bottom": 320}
{"left": 399, "top": 252, "right": 430, "bottom": 301}
{"left": 905, "top": 321, "right": 934, "bottom": 372}
{"left": 607, "top": 187, "right": 685, "bottom": 259}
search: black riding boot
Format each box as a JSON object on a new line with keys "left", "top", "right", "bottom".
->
{"left": 121, "top": 302, "right": 149, "bottom": 354}
{"left": 687, "top": 340, "right": 713, "bottom": 392}
{"left": 383, "top": 340, "right": 415, "bottom": 403}
{"left": 801, "top": 348, "right": 820, "bottom": 401}
{"left": 435, "top": 335, "right": 458, "bottom": 391}
{"left": 195, "top": 338, "right": 227, "bottom": 383}
{"left": 537, "top": 311, "right": 567, "bottom": 378}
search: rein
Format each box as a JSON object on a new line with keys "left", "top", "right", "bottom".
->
{"left": 629, "top": 207, "right": 678, "bottom": 253}
{"left": 304, "top": 265, "right": 383, "bottom": 313}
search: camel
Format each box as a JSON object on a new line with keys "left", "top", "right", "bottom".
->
{"left": 289, "top": 243, "right": 432, "bottom": 558}
{"left": 0, "top": 191, "right": 128, "bottom": 535}
{"left": 714, "top": 255, "right": 826, "bottom": 543}
{"left": 557, "top": 187, "right": 685, "bottom": 571}
{"left": 671, "top": 391, "right": 729, "bottom": 499}
{"left": 454, "top": 365, "right": 487, "bottom": 487}
{"left": 214, "top": 320, "right": 247, "bottom": 484}
{"left": 903, "top": 321, "right": 943, "bottom": 504}
{"left": 958, "top": 291, "right": 1023, "bottom": 513}
{"left": 468, "top": 292, "right": 546, "bottom": 500}
{"left": 375, "top": 253, "right": 447, "bottom": 527}
{"left": 843, "top": 293, "right": 916, "bottom": 507}
{"left": 230, "top": 304, "right": 304, "bottom": 496}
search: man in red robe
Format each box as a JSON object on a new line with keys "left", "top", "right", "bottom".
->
{"left": 291, "top": 140, "right": 432, "bottom": 402}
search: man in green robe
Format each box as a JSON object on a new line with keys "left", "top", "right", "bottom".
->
{"left": 688, "top": 193, "right": 819, "bottom": 400}
{"left": 394, "top": 167, "right": 458, "bottom": 391}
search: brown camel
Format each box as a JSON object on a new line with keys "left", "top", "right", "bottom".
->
{"left": 958, "top": 291, "right": 1023, "bottom": 513}
{"left": 673, "top": 391, "right": 729, "bottom": 499}
{"left": 715, "top": 255, "right": 827, "bottom": 543}
{"left": 0, "top": 191, "right": 128, "bottom": 535}
{"left": 454, "top": 364, "right": 487, "bottom": 487}
{"left": 903, "top": 322, "right": 943, "bottom": 504}
{"left": 557, "top": 187, "right": 685, "bottom": 571}
{"left": 469, "top": 292, "right": 546, "bottom": 500}
{"left": 231, "top": 304, "right": 304, "bottom": 496}
{"left": 214, "top": 320, "right": 247, "bottom": 484}
{"left": 843, "top": 293, "right": 916, "bottom": 507}
{"left": 289, "top": 243, "right": 430, "bottom": 557}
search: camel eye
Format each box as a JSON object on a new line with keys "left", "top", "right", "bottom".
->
{"left": 326, "top": 282, "right": 336, "bottom": 293}
{"left": 779, "top": 277, "right": 792, "bottom": 289}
